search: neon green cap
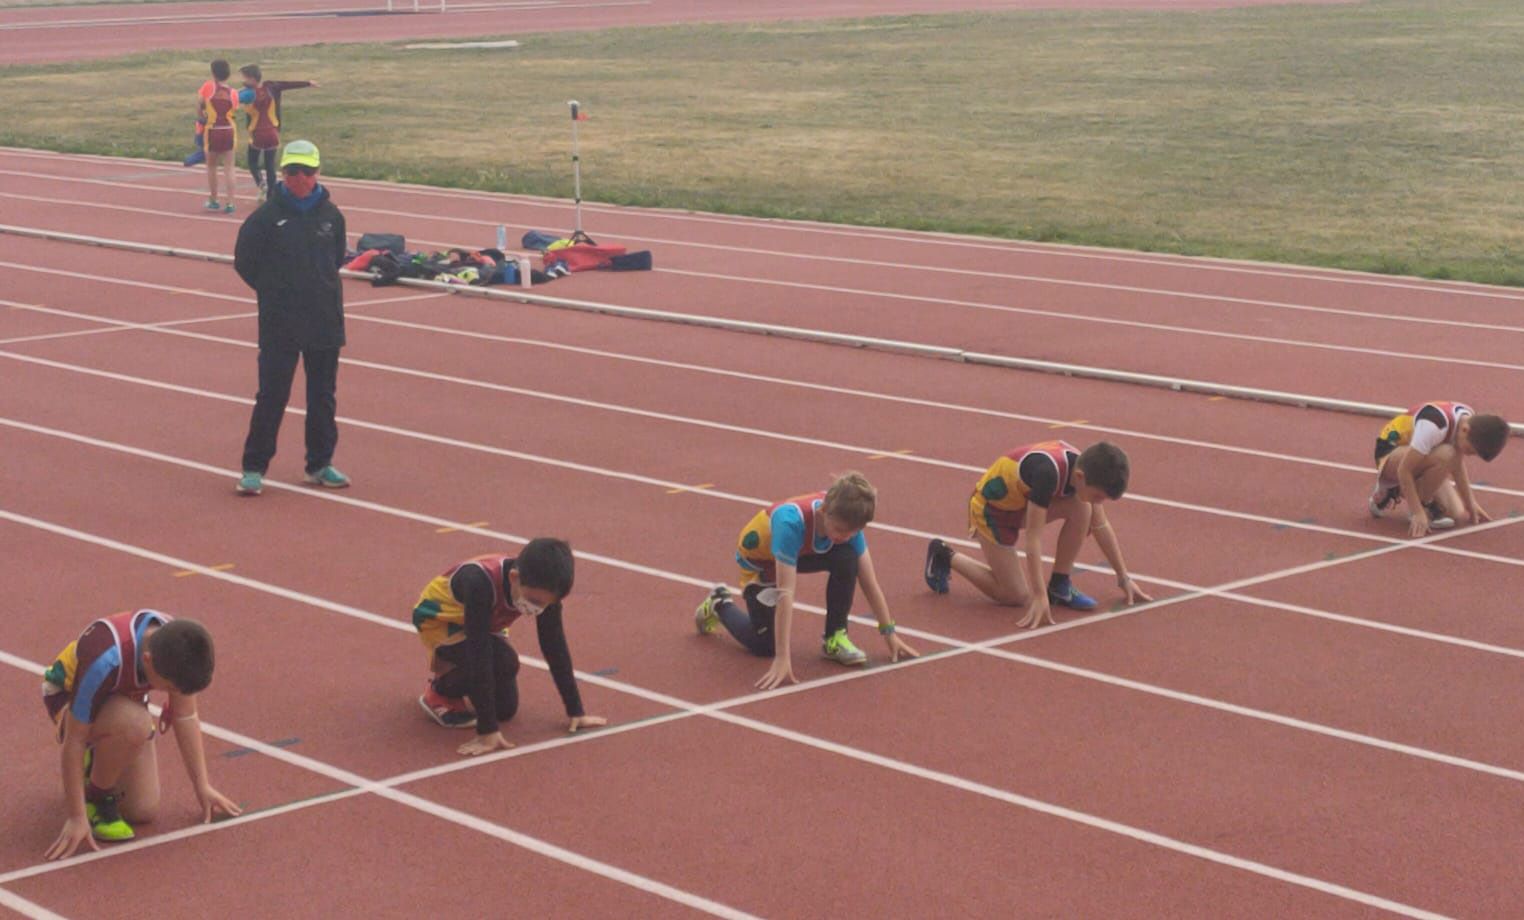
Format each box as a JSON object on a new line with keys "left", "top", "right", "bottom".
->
{"left": 279, "top": 139, "right": 321, "bottom": 169}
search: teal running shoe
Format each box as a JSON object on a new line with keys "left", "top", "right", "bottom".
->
{"left": 235, "top": 471, "right": 263, "bottom": 495}
{"left": 304, "top": 466, "right": 350, "bottom": 489}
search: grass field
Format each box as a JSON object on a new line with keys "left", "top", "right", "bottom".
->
{"left": 4, "top": 1, "right": 1524, "bottom": 283}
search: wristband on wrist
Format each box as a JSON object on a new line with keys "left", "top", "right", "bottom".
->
{"left": 878, "top": 621, "right": 897, "bottom": 636}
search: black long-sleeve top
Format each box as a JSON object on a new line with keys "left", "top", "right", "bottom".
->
{"left": 451, "top": 563, "right": 583, "bottom": 735}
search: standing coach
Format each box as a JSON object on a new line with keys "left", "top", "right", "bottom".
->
{"left": 233, "top": 139, "right": 351, "bottom": 495}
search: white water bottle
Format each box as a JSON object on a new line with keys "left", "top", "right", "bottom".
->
{"left": 496, "top": 224, "right": 507, "bottom": 251}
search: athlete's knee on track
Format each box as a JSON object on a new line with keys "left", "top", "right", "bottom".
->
{"left": 992, "top": 584, "right": 1031, "bottom": 607}
{"left": 121, "top": 794, "right": 159, "bottom": 824}
{"left": 95, "top": 695, "right": 154, "bottom": 740}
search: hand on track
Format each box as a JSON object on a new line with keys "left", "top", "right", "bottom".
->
{"left": 458, "top": 731, "right": 514, "bottom": 757}
{"left": 45, "top": 817, "right": 97, "bottom": 861}
{"left": 567, "top": 715, "right": 608, "bottom": 734}
{"left": 1120, "top": 578, "right": 1154, "bottom": 605}
{"left": 198, "top": 784, "right": 242, "bottom": 823}
{"left": 884, "top": 632, "right": 919, "bottom": 662}
{"left": 756, "top": 656, "right": 797, "bottom": 690}
{"left": 1017, "top": 596, "right": 1054, "bottom": 630}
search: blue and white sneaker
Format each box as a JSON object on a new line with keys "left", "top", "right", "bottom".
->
{"left": 235, "top": 471, "right": 263, "bottom": 495}
{"left": 1049, "top": 580, "right": 1098, "bottom": 611}
{"left": 304, "top": 466, "right": 351, "bottom": 489}
{"left": 924, "top": 539, "right": 952, "bottom": 594}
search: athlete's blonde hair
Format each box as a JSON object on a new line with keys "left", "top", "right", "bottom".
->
{"left": 823, "top": 471, "right": 876, "bottom": 530}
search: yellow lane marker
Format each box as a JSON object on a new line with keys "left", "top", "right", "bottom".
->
{"left": 173, "top": 563, "right": 235, "bottom": 578}
{"left": 1047, "top": 419, "right": 1088, "bottom": 429}
{"left": 1208, "top": 396, "right": 1228, "bottom": 402}
{"left": 867, "top": 449, "right": 913, "bottom": 460}
{"left": 666, "top": 483, "right": 715, "bottom": 495}
{"left": 435, "top": 521, "right": 490, "bottom": 534}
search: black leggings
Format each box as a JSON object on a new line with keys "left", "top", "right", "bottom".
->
{"left": 716, "top": 542, "right": 859, "bottom": 657}
{"left": 431, "top": 636, "right": 520, "bottom": 728}
{"left": 248, "top": 145, "right": 277, "bottom": 191}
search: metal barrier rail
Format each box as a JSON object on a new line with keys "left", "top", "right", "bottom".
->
{"left": 3, "top": 222, "right": 1518, "bottom": 436}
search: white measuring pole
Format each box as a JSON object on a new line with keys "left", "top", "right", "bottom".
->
{"left": 569, "top": 100, "right": 585, "bottom": 237}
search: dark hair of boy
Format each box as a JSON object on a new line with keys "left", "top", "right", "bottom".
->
{"left": 240, "top": 64, "right": 262, "bottom": 82}
{"left": 1077, "top": 442, "right": 1130, "bottom": 500}
{"left": 1469, "top": 415, "right": 1510, "bottom": 462}
{"left": 148, "top": 619, "right": 216, "bottom": 694}
{"left": 518, "top": 538, "right": 575, "bottom": 598}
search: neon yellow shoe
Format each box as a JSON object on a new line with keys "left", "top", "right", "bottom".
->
{"left": 86, "top": 795, "right": 135, "bottom": 842}
{"left": 822, "top": 629, "right": 867, "bottom": 666}
{"left": 694, "top": 586, "right": 727, "bottom": 636}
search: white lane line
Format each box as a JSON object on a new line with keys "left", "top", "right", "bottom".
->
{"left": 7, "top": 301, "right": 1524, "bottom": 575}
{"left": 2, "top": 149, "right": 1519, "bottom": 303}
{"left": 0, "top": 509, "right": 1458, "bottom": 920}
{"left": 657, "top": 266, "right": 1524, "bottom": 365}
{"left": 0, "top": 708, "right": 698, "bottom": 887}
{"left": 9, "top": 499, "right": 1523, "bottom": 801}
{"left": 0, "top": 260, "right": 250, "bottom": 304}
{"left": 1, "top": 184, "right": 1519, "bottom": 341}
{"left": 0, "top": 298, "right": 253, "bottom": 345}
{"left": 6, "top": 346, "right": 1524, "bottom": 665}
{"left": 345, "top": 291, "right": 451, "bottom": 307}
{"left": 13, "top": 222, "right": 1524, "bottom": 440}
{"left": 340, "top": 309, "right": 1524, "bottom": 499}
{"left": 0, "top": 887, "right": 70, "bottom": 920}
{"left": 5, "top": 414, "right": 1524, "bottom": 759}
{"left": 9, "top": 248, "right": 1522, "bottom": 501}
{"left": 0, "top": 640, "right": 755, "bottom": 918}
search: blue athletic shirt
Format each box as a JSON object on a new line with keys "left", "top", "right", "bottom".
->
{"left": 770, "top": 501, "right": 867, "bottom": 567}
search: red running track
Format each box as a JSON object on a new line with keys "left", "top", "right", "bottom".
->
{"left": 1, "top": 149, "right": 1523, "bottom": 918}
{"left": 0, "top": 0, "right": 1360, "bottom": 65}
{"left": 3, "top": 147, "right": 1523, "bottom": 422}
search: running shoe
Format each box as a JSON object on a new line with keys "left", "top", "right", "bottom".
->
{"left": 418, "top": 686, "right": 476, "bottom": 729}
{"left": 304, "top": 466, "right": 351, "bottom": 489}
{"left": 86, "top": 794, "right": 135, "bottom": 842}
{"left": 223, "top": 202, "right": 236, "bottom": 215}
{"left": 924, "top": 538, "right": 952, "bottom": 594}
{"left": 821, "top": 629, "right": 867, "bottom": 666}
{"left": 694, "top": 585, "right": 727, "bottom": 636}
{"left": 1368, "top": 483, "right": 1401, "bottom": 518}
{"left": 235, "top": 471, "right": 263, "bottom": 496}
{"left": 1049, "top": 580, "right": 1098, "bottom": 611}
{"left": 1424, "top": 502, "right": 1456, "bottom": 531}
{"left": 204, "top": 199, "right": 221, "bottom": 211}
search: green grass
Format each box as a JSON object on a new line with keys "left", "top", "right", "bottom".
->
{"left": 4, "top": 2, "right": 1524, "bottom": 283}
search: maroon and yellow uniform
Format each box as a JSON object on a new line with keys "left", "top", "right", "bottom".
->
{"left": 42, "top": 609, "right": 167, "bottom": 740}
{"left": 411, "top": 555, "right": 521, "bottom": 652}
{"left": 203, "top": 85, "right": 239, "bottom": 154}
{"left": 968, "top": 441, "right": 1079, "bottom": 545}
